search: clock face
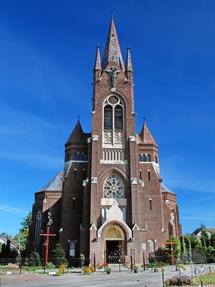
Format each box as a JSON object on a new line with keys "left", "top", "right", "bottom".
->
{"left": 104, "top": 175, "right": 124, "bottom": 199}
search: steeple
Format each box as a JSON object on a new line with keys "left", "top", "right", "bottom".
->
{"left": 139, "top": 121, "right": 158, "bottom": 146}
{"left": 102, "top": 17, "right": 125, "bottom": 70}
{"left": 94, "top": 44, "right": 101, "bottom": 71}
{"left": 125, "top": 48, "right": 133, "bottom": 72}
{"left": 65, "top": 120, "right": 84, "bottom": 145}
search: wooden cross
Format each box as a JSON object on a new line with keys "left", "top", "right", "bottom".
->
{"left": 166, "top": 238, "right": 177, "bottom": 265}
{"left": 40, "top": 212, "right": 56, "bottom": 266}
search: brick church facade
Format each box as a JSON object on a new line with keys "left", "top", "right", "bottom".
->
{"left": 29, "top": 18, "right": 181, "bottom": 264}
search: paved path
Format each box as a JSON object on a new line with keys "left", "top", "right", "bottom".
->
{"left": 1, "top": 265, "right": 214, "bottom": 287}
{"left": 0, "top": 268, "right": 182, "bottom": 287}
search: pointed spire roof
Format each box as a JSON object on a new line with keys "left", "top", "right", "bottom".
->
{"left": 139, "top": 121, "right": 157, "bottom": 146}
{"left": 94, "top": 44, "right": 101, "bottom": 70}
{"left": 126, "top": 48, "right": 133, "bottom": 72}
{"left": 102, "top": 17, "right": 125, "bottom": 70}
{"left": 66, "top": 120, "right": 84, "bottom": 145}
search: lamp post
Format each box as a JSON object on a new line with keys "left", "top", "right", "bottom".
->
{"left": 118, "top": 259, "right": 121, "bottom": 272}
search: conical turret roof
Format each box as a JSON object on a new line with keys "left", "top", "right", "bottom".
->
{"left": 66, "top": 120, "right": 84, "bottom": 145}
{"left": 139, "top": 121, "right": 158, "bottom": 146}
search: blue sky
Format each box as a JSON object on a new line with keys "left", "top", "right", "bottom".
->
{"left": 0, "top": 0, "right": 214, "bottom": 236}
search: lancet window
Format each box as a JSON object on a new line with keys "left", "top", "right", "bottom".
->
{"left": 103, "top": 95, "right": 124, "bottom": 146}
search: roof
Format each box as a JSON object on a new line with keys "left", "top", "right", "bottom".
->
{"left": 94, "top": 45, "right": 102, "bottom": 70}
{"left": 139, "top": 121, "right": 158, "bottom": 146}
{"left": 38, "top": 172, "right": 63, "bottom": 193}
{"left": 161, "top": 183, "right": 175, "bottom": 194}
{"left": 66, "top": 120, "right": 90, "bottom": 145}
{"left": 0, "top": 237, "right": 20, "bottom": 251}
{"left": 193, "top": 227, "right": 215, "bottom": 235}
{"left": 102, "top": 17, "right": 124, "bottom": 70}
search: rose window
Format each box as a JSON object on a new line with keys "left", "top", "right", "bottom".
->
{"left": 104, "top": 175, "right": 124, "bottom": 198}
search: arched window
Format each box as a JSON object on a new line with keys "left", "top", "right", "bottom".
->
{"left": 155, "top": 155, "right": 158, "bottom": 163}
{"left": 103, "top": 96, "right": 124, "bottom": 146}
{"left": 146, "top": 154, "right": 151, "bottom": 162}
{"left": 114, "top": 105, "right": 123, "bottom": 130}
{"left": 104, "top": 105, "right": 113, "bottom": 130}
{"left": 104, "top": 175, "right": 124, "bottom": 199}
{"left": 139, "top": 154, "right": 142, "bottom": 162}
{"left": 142, "top": 154, "right": 147, "bottom": 162}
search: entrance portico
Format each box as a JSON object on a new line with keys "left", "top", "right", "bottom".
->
{"left": 104, "top": 224, "right": 126, "bottom": 263}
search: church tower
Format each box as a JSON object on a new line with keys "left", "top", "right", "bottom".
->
{"left": 80, "top": 18, "right": 180, "bottom": 263}
{"left": 30, "top": 18, "right": 181, "bottom": 265}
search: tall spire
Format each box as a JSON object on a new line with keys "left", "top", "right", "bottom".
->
{"left": 94, "top": 44, "right": 101, "bottom": 71}
{"left": 102, "top": 17, "right": 125, "bottom": 70}
{"left": 125, "top": 48, "right": 133, "bottom": 72}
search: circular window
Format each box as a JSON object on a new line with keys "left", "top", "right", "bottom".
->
{"left": 104, "top": 175, "right": 124, "bottom": 198}
{"left": 108, "top": 96, "right": 118, "bottom": 104}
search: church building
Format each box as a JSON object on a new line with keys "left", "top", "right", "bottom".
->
{"left": 29, "top": 18, "right": 181, "bottom": 265}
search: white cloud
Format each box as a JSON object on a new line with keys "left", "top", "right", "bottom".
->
{"left": 0, "top": 205, "right": 28, "bottom": 215}
{"left": 0, "top": 150, "right": 63, "bottom": 169}
{"left": 160, "top": 154, "right": 215, "bottom": 193}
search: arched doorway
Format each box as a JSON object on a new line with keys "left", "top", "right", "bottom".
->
{"left": 104, "top": 224, "right": 126, "bottom": 263}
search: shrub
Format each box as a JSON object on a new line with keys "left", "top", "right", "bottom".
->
{"left": 28, "top": 252, "right": 41, "bottom": 266}
{"left": 83, "top": 266, "right": 92, "bottom": 275}
{"left": 97, "top": 262, "right": 108, "bottom": 269}
{"left": 51, "top": 244, "right": 68, "bottom": 268}
{"left": 192, "top": 272, "right": 215, "bottom": 286}
{"left": 133, "top": 265, "right": 138, "bottom": 273}
{"left": 46, "top": 262, "right": 55, "bottom": 269}
{"left": 105, "top": 266, "right": 111, "bottom": 274}
{"left": 165, "top": 276, "right": 192, "bottom": 286}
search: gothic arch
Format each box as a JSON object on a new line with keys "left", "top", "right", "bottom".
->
{"left": 97, "top": 167, "right": 128, "bottom": 196}
{"left": 98, "top": 220, "right": 132, "bottom": 240}
{"left": 98, "top": 166, "right": 128, "bottom": 183}
{"left": 101, "top": 90, "right": 128, "bottom": 107}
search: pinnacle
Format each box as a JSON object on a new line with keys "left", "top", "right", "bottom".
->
{"left": 94, "top": 45, "right": 101, "bottom": 70}
{"left": 126, "top": 48, "right": 133, "bottom": 72}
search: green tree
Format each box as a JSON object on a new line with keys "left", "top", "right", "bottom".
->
{"left": 180, "top": 236, "right": 187, "bottom": 259}
{"left": 51, "top": 243, "right": 67, "bottom": 268}
{"left": 28, "top": 252, "right": 41, "bottom": 266}
{"left": 201, "top": 228, "right": 210, "bottom": 247}
{"left": 184, "top": 235, "right": 192, "bottom": 262}
{"left": 0, "top": 232, "right": 9, "bottom": 238}
{"left": 13, "top": 212, "right": 32, "bottom": 251}
{"left": 211, "top": 232, "right": 215, "bottom": 247}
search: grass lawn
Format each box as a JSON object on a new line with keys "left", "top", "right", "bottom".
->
{"left": 192, "top": 272, "right": 215, "bottom": 286}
